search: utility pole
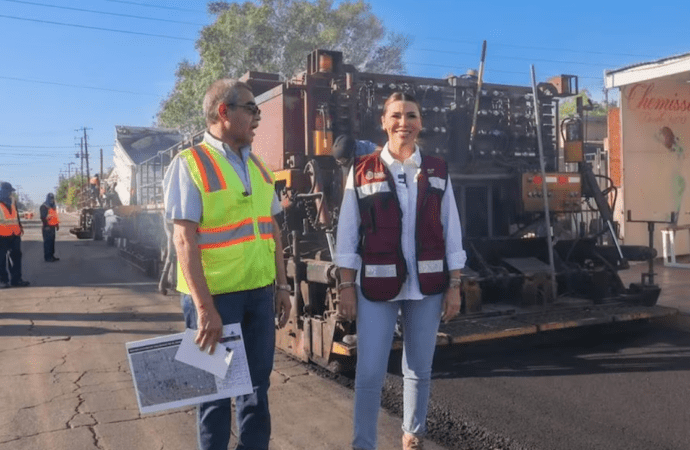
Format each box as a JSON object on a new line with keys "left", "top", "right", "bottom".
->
{"left": 77, "top": 127, "right": 92, "bottom": 180}
{"left": 100, "top": 148, "right": 103, "bottom": 179}
{"left": 79, "top": 137, "right": 84, "bottom": 185}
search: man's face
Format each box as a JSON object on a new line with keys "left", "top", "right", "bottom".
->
{"left": 223, "top": 88, "right": 261, "bottom": 148}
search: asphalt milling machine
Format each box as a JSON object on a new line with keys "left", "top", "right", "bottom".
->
{"left": 80, "top": 49, "right": 675, "bottom": 372}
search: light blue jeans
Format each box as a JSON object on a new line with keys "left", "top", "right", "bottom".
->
{"left": 352, "top": 289, "right": 443, "bottom": 450}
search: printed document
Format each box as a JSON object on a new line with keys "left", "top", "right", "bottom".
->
{"left": 126, "top": 323, "right": 253, "bottom": 414}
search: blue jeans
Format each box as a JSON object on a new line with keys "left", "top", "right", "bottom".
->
{"left": 353, "top": 290, "right": 443, "bottom": 450}
{"left": 181, "top": 285, "right": 276, "bottom": 450}
{"left": 0, "top": 235, "right": 23, "bottom": 284}
{"left": 42, "top": 226, "right": 56, "bottom": 260}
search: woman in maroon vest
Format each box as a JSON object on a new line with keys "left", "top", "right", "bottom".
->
{"left": 335, "top": 92, "right": 467, "bottom": 450}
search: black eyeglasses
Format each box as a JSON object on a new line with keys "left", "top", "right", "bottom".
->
{"left": 227, "top": 102, "right": 261, "bottom": 116}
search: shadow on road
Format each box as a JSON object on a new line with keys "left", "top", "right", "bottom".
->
{"left": 428, "top": 322, "right": 690, "bottom": 379}
{"left": 0, "top": 324, "right": 179, "bottom": 337}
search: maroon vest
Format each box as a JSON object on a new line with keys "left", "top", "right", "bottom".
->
{"left": 354, "top": 152, "right": 448, "bottom": 301}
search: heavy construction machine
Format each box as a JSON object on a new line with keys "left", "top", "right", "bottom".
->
{"left": 245, "top": 50, "right": 671, "bottom": 371}
{"left": 109, "top": 49, "right": 673, "bottom": 372}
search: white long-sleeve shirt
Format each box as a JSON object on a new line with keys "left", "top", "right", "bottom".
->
{"left": 334, "top": 144, "right": 467, "bottom": 301}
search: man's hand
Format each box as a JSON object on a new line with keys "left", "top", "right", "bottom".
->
{"left": 56, "top": 224, "right": 59, "bottom": 231}
{"left": 195, "top": 305, "right": 223, "bottom": 354}
{"left": 275, "top": 289, "right": 291, "bottom": 328}
{"left": 441, "top": 287, "right": 461, "bottom": 323}
{"left": 337, "top": 287, "right": 357, "bottom": 322}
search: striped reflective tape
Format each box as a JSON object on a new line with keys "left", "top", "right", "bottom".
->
{"left": 257, "top": 216, "right": 273, "bottom": 239}
{"left": 356, "top": 181, "right": 390, "bottom": 198}
{"left": 418, "top": 260, "right": 444, "bottom": 274}
{"left": 191, "top": 145, "right": 226, "bottom": 193}
{"left": 197, "top": 218, "right": 255, "bottom": 249}
{"left": 197, "top": 216, "right": 274, "bottom": 249}
{"left": 364, "top": 264, "right": 397, "bottom": 278}
{"left": 428, "top": 176, "right": 446, "bottom": 191}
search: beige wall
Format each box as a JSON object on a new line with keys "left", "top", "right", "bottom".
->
{"left": 620, "top": 79, "right": 690, "bottom": 253}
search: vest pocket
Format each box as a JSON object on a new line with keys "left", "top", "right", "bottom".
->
{"left": 360, "top": 253, "right": 406, "bottom": 301}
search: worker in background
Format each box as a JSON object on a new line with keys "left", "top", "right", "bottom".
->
{"left": 89, "top": 174, "right": 101, "bottom": 207}
{"left": 332, "top": 134, "right": 379, "bottom": 168}
{"left": 163, "top": 78, "right": 291, "bottom": 450}
{"left": 332, "top": 135, "right": 380, "bottom": 201}
{"left": 0, "top": 182, "right": 30, "bottom": 288}
{"left": 40, "top": 193, "right": 60, "bottom": 262}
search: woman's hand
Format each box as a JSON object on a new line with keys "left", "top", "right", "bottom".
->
{"left": 337, "top": 286, "right": 357, "bottom": 322}
{"left": 441, "top": 286, "right": 461, "bottom": 323}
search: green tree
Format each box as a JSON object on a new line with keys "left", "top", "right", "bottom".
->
{"left": 56, "top": 175, "right": 86, "bottom": 209}
{"left": 559, "top": 89, "right": 608, "bottom": 118}
{"left": 157, "top": 0, "right": 410, "bottom": 132}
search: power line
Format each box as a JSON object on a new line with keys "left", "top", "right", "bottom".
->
{"left": 404, "top": 61, "right": 604, "bottom": 81}
{"left": 1, "top": 154, "right": 75, "bottom": 158}
{"left": 0, "top": 14, "right": 195, "bottom": 41}
{"left": 104, "top": 0, "right": 205, "bottom": 14}
{"left": 412, "top": 47, "right": 625, "bottom": 69}
{"left": 1, "top": 0, "right": 206, "bottom": 26}
{"left": 417, "top": 36, "right": 658, "bottom": 59}
{"left": 0, "top": 13, "right": 652, "bottom": 78}
{"left": 0, "top": 75, "right": 159, "bottom": 96}
{"left": 0, "top": 144, "right": 109, "bottom": 148}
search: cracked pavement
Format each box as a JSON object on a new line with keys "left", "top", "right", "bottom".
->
{"left": 0, "top": 216, "right": 443, "bottom": 450}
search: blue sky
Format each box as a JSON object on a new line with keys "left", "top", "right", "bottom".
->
{"left": 1, "top": 0, "right": 688, "bottom": 204}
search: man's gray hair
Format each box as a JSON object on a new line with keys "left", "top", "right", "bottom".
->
{"left": 203, "top": 79, "right": 253, "bottom": 127}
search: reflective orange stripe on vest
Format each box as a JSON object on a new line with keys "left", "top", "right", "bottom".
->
{"left": 197, "top": 216, "right": 273, "bottom": 250}
{"left": 0, "top": 203, "right": 21, "bottom": 236}
{"left": 256, "top": 216, "right": 274, "bottom": 240}
{"left": 190, "top": 144, "right": 227, "bottom": 193}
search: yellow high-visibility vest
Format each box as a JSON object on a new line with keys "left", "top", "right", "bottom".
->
{"left": 176, "top": 141, "right": 277, "bottom": 295}
{"left": 0, "top": 202, "right": 21, "bottom": 237}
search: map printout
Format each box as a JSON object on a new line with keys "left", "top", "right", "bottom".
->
{"left": 126, "top": 323, "right": 252, "bottom": 414}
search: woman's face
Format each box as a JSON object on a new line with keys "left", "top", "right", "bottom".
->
{"left": 381, "top": 100, "right": 422, "bottom": 148}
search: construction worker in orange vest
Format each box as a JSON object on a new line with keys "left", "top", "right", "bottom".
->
{"left": 40, "top": 193, "right": 60, "bottom": 262}
{"left": 0, "top": 182, "right": 30, "bottom": 288}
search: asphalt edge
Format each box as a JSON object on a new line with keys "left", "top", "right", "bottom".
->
{"left": 652, "top": 311, "right": 690, "bottom": 333}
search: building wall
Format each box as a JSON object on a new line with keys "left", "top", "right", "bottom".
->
{"left": 112, "top": 145, "right": 133, "bottom": 206}
{"left": 620, "top": 80, "right": 690, "bottom": 254}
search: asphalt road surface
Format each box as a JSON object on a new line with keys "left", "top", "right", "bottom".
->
{"left": 4, "top": 216, "right": 690, "bottom": 450}
{"left": 380, "top": 323, "right": 690, "bottom": 450}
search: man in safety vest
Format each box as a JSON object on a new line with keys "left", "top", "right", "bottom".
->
{"left": 0, "top": 182, "right": 30, "bottom": 288}
{"left": 40, "top": 193, "right": 60, "bottom": 262}
{"left": 163, "top": 78, "right": 291, "bottom": 450}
